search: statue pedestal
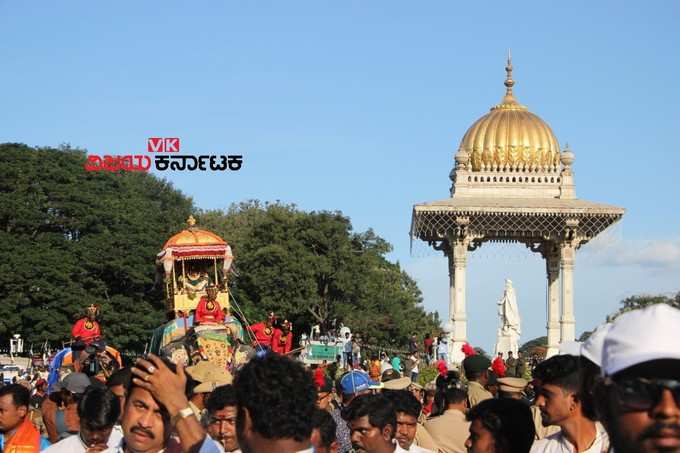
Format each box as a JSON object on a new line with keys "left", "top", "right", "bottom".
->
{"left": 494, "top": 331, "right": 519, "bottom": 357}
{"left": 448, "top": 340, "right": 466, "bottom": 365}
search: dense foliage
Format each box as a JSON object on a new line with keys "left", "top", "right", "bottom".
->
{"left": 0, "top": 144, "right": 193, "bottom": 351}
{"left": 0, "top": 145, "right": 439, "bottom": 352}
{"left": 519, "top": 336, "right": 547, "bottom": 355}
{"left": 201, "top": 202, "right": 440, "bottom": 347}
{"left": 606, "top": 292, "right": 680, "bottom": 322}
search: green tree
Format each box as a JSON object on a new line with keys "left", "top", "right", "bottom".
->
{"left": 578, "top": 330, "right": 593, "bottom": 342}
{"left": 0, "top": 144, "right": 194, "bottom": 351}
{"left": 200, "top": 201, "right": 439, "bottom": 347}
{"left": 606, "top": 292, "right": 679, "bottom": 322}
{"left": 0, "top": 145, "right": 439, "bottom": 353}
{"left": 519, "top": 336, "right": 547, "bottom": 355}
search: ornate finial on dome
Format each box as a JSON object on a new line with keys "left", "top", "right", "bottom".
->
{"left": 504, "top": 49, "right": 514, "bottom": 96}
{"left": 561, "top": 143, "right": 575, "bottom": 171}
{"left": 494, "top": 50, "right": 524, "bottom": 110}
{"left": 187, "top": 215, "right": 197, "bottom": 228}
{"left": 455, "top": 148, "right": 470, "bottom": 168}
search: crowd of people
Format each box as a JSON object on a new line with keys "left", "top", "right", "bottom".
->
{"left": 0, "top": 303, "right": 677, "bottom": 452}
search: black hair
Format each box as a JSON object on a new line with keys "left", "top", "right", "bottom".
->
{"left": 106, "top": 367, "right": 132, "bottom": 389}
{"left": 487, "top": 371, "right": 498, "bottom": 386}
{"left": 447, "top": 386, "right": 467, "bottom": 405}
{"left": 0, "top": 384, "right": 29, "bottom": 408}
{"left": 466, "top": 367, "right": 487, "bottom": 381}
{"left": 312, "top": 408, "right": 337, "bottom": 448}
{"left": 579, "top": 356, "right": 601, "bottom": 421}
{"left": 327, "top": 361, "right": 338, "bottom": 378}
{"left": 344, "top": 394, "right": 396, "bottom": 436}
{"left": 234, "top": 353, "right": 316, "bottom": 442}
{"left": 431, "top": 372, "right": 466, "bottom": 417}
{"left": 126, "top": 357, "right": 177, "bottom": 398}
{"left": 382, "top": 390, "right": 421, "bottom": 419}
{"left": 467, "top": 398, "right": 535, "bottom": 453}
{"left": 205, "top": 384, "right": 237, "bottom": 415}
{"left": 532, "top": 354, "right": 581, "bottom": 394}
{"left": 185, "top": 374, "right": 200, "bottom": 398}
{"left": 432, "top": 386, "right": 465, "bottom": 418}
{"left": 77, "top": 386, "right": 120, "bottom": 431}
{"left": 126, "top": 357, "right": 177, "bottom": 438}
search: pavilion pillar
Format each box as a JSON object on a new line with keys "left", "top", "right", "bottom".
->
{"left": 545, "top": 243, "right": 560, "bottom": 357}
{"left": 559, "top": 242, "right": 576, "bottom": 342}
{"left": 447, "top": 255, "right": 455, "bottom": 332}
{"left": 447, "top": 238, "right": 468, "bottom": 363}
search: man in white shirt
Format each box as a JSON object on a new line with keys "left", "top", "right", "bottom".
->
{"left": 383, "top": 390, "right": 434, "bottom": 453}
{"left": 436, "top": 337, "right": 448, "bottom": 363}
{"left": 204, "top": 384, "right": 240, "bottom": 453}
{"left": 530, "top": 354, "right": 609, "bottom": 453}
{"left": 380, "top": 354, "right": 393, "bottom": 374}
{"left": 342, "top": 333, "right": 353, "bottom": 369}
{"left": 409, "top": 354, "right": 420, "bottom": 383}
{"left": 124, "top": 354, "right": 226, "bottom": 453}
{"left": 44, "top": 385, "right": 122, "bottom": 453}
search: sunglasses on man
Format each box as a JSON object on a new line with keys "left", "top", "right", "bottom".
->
{"left": 606, "top": 377, "right": 680, "bottom": 412}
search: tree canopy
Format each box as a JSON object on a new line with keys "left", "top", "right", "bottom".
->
{"left": 0, "top": 144, "right": 193, "bottom": 351}
{"left": 519, "top": 336, "right": 547, "bottom": 355}
{"left": 0, "top": 144, "right": 439, "bottom": 352}
{"left": 201, "top": 201, "right": 440, "bottom": 347}
{"left": 606, "top": 292, "right": 680, "bottom": 322}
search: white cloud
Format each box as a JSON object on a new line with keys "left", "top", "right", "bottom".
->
{"left": 583, "top": 237, "right": 680, "bottom": 269}
{"left": 404, "top": 237, "right": 680, "bottom": 353}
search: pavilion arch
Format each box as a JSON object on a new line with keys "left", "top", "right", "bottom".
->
{"left": 410, "top": 57, "right": 624, "bottom": 362}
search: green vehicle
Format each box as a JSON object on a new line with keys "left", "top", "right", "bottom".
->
{"left": 299, "top": 327, "right": 349, "bottom": 365}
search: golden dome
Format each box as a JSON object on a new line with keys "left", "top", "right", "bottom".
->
{"left": 162, "top": 216, "right": 227, "bottom": 249}
{"left": 459, "top": 55, "right": 561, "bottom": 172}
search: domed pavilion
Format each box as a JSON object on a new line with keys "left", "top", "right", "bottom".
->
{"left": 410, "top": 55, "right": 624, "bottom": 361}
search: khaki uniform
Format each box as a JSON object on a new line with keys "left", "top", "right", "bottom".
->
{"left": 414, "top": 424, "right": 439, "bottom": 452}
{"left": 424, "top": 409, "right": 470, "bottom": 453}
{"left": 467, "top": 381, "right": 493, "bottom": 408}
{"left": 504, "top": 357, "right": 517, "bottom": 377}
{"left": 516, "top": 358, "right": 527, "bottom": 379}
{"left": 530, "top": 404, "right": 561, "bottom": 440}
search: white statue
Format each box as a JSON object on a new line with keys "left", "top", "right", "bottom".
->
{"left": 499, "top": 279, "right": 521, "bottom": 336}
{"left": 494, "top": 278, "right": 521, "bottom": 356}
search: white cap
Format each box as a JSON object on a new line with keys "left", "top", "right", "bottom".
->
{"left": 580, "top": 323, "right": 613, "bottom": 367}
{"left": 558, "top": 340, "right": 582, "bottom": 357}
{"left": 602, "top": 304, "right": 680, "bottom": 376}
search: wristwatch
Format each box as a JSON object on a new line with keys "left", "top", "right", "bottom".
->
{"left": 171, "top": 407, "right": 195, "bottom": 427}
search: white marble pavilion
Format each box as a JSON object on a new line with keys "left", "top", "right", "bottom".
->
{"left": 410, "top": 56, "right": 624, "bottom": 362}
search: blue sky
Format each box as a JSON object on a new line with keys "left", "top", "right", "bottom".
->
{"left": 2, "top": 1, "right": 679, "bottom": 351}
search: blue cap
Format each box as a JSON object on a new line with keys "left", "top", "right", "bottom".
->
{"left": 340, "top": 370, "right": 377, "bottom": 395}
